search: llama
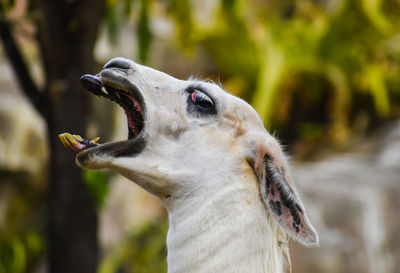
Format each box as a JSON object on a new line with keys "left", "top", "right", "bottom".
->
{"left": 59, "top": 57, "right": 318, "bottom": 273}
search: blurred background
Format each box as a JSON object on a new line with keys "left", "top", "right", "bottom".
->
{"left": 0, "top": 0, "right": 399, "bottom": 272}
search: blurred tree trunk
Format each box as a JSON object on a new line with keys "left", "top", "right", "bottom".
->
{"left": 32, "top": 1, "right": 105, "bottom": 272}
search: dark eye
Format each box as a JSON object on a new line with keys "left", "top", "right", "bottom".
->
{"left": 191, "top": 90, "right": 214, "bottom": 110}
{"left": 186, "top": 86, "right": 217, "bottom": 116}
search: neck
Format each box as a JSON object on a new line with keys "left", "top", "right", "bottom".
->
{"left": 164, "top": 169, "right": 288, "bottom": 273}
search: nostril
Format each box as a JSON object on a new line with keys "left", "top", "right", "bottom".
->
{"left": 103, "top": 57, "right": 133, "bottom": 70}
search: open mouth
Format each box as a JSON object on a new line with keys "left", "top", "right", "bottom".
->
{"left": 59, "top": 74, "right": 145, "bottom": 153}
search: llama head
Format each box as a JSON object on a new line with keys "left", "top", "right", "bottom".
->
{"left": 59, "top": 57, "right": 318, "bottom": 246}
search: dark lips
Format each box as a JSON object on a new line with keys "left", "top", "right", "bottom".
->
{"left": 58, "top": 74, "right": 145, "bottom": 154}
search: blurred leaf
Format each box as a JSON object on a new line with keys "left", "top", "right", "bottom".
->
{"left": 106, "top": 3, "right": 120, "bottom": 45}
{"left": 0, "top": 231, "right": 43, "bottom": 273}
{"left": 221, "top": 0, "right": 237, "bottom": 14}
{"left": 297, "top": 122, "right": 324, "bottom": 142}
{"left": 364, "top": 64, "right": 390, "bottom": 116}
{"left": 83, "top": 170, "right": 109, "bottom": 209}
{"left": 199, "top": 2, "right": 260, "bottom": 91}
{"left": 25, "top": 232, "right": 42, "bottom": 256}
{"left": 252, "top": 32, "right": 286, "bottom": 126}
{"left": 123, "top": 0, "right": 135, "bottom": 16}
{"left": 11, "top": 238, "right": 25, "bottom": 273}
{"left": 0, "top": 0, "right": 15, "bottom": 13}
{"left": 99, "top": 219, "right": 168, "bottom": 273}
{"left": 137, "top": 0, "right": 152, "bottom": 63}
{"left": 360, "top": 0, "right": 393, "bottom": 34}
{"left": 168, "top": 0, "right": 194, "bottom": 48}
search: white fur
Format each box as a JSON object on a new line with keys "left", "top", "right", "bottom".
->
{"left": 164, "top": 163, "right": 289, "bottom": 273}
{"left": 77, "top": 58, "right": 318, "bottom": 273}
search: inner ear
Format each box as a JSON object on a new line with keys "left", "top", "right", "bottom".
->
{"left": 260, "top": 154, "right": 318, "bottom": 246}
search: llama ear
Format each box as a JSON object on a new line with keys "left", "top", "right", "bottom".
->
{"left": 257, "top": 151, "right": 318, "bottom": 246}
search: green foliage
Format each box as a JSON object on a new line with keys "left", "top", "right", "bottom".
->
{"left": 106, "top": 3, "right": 121, "bottom": 45}
{"left": 0, "top": 231, "right": 43, "bottom": 273}
{"left": 83, "top": 170, "right": 110, "bottom": 209}
{"left": 104, "top": 0, "right": 400, "bottom": 146}
{"left": 0, "top": 172, "right": 45, "bottom": 273}
{"left": 99, "top": 219, "right": 168, "bottom": 273}
{"left": 105, "top": 0, "right": 152, "bottom": 63}
{"left": 174, "top": 0, "right": 400, "bottom": 146}
{"left": 2, "top": 1, "right": 400, "bottom": 272}
{"left": 0, "top": 0, "right": 15, "bottom": 13}
{"left": 123, "top": 0, "right": 136, "bottom": 16}
{"left": 137, "top": 0, "right": 152, "bottom": 63}
{"left": 167, "top": 0, "right": 194, "bottom": 48}
{"left": 199, "top": 4, "right": 260, "bottom": 92}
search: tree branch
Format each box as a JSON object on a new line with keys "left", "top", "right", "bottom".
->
{"left": 0, "top": 19, "right": 44, "bottom": 116}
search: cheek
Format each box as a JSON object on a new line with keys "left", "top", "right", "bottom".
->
{"left": 203, "top": 125, "right": 241, "bottom": 152}
{"left": 152, "top": 107, "right": 189, "bottom": 136}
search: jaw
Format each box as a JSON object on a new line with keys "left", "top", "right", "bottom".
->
{"left": 76, "top": 136, "right": 147, "bottom": 169}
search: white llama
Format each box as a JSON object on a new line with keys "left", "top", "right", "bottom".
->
{"left": 59, "top": 57, "right": 318, "bottom": 273}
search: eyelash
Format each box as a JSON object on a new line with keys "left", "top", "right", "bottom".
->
{"left": 190, "top": 90, "right": 214, "bottom": 109}
{"left": 186, "top": 86, "right": 216, "bottom": 115}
